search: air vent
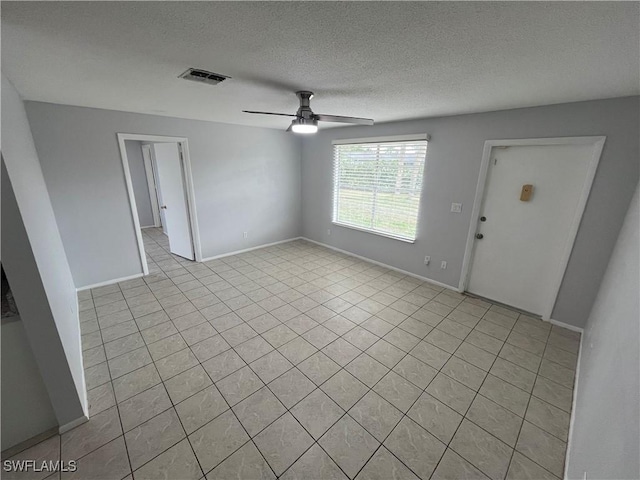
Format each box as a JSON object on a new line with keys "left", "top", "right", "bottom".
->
{"left": 179, "top": 68, "right": 230, "bottom": 86}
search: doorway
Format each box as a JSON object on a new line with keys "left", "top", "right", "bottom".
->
{"left": 460, "top": 137, "right": 605, "bottom": 319}
{"left": 117, "top": 134, "right": 202, "bottom": 274}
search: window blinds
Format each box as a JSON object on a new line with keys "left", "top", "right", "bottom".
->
{"left": 332, "top": 139, "right": 428, "bottom": 241}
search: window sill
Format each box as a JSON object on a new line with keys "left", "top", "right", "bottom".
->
{"left": 331, "top": 222, "right": 416, "bottom": 244}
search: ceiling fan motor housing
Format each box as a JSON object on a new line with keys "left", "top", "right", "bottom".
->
{"left": 296, "top": 91, "right": 315, "bottom": 119}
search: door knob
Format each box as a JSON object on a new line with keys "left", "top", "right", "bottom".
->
{"left": 475, "top": 233, "right": 484, "bottom": 239}
{"left": 480, "top": 216, "right": 487, "bottom": 222}
{"left": 160, "top": 205, "right": 167, "bottom": 210}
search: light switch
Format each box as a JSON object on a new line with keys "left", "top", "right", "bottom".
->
{"left": 451, "top": 203, "right": 462, "bottom": 213}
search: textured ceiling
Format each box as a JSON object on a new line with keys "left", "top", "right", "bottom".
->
{"left": 2, "top": 2, "right": 639, "bottom": 130}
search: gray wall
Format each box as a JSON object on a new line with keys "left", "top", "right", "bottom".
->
{"left": 1, "top": 76, "right": 87, "bottom": 427}
{"left": 1, "top": 316, "right": 58, "bottom": 450}
{"left": 25, "top": 102, "right": 302, "bottom": 288}
{"left": 125, "top": 140, "right": 154, "bottom": 227}
{"left": 301, "top": 97, "right": 639, "bottom": 328}
{"left": 566, "top": 184, "right": 639, "bottom": 479}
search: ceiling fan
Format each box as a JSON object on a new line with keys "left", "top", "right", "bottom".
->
{"left": 243, "top": 91, "right": 374, "bottom": 134}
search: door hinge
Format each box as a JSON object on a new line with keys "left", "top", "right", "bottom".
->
{"left": 493, "top": 158, "right": 497, "bottom": 165}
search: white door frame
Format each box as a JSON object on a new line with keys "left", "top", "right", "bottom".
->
{"left": 459, "top": 136, "right": 606, "bottom": 320}
{"left": 117, "top": 133, "right": 203, "bottom": 275}
{"left": 141, "top": 144, "right": 162, "bottom": 228}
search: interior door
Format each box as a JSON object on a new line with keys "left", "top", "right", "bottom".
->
{"left": 152, "top": 142, "right": 194, "bottom": 260}
{"left": 467, "top": 143, "right": 594, "bottom": 315}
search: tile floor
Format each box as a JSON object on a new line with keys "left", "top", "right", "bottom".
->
{"left": 4, "top": 228, "right": 580, "bottom": 479}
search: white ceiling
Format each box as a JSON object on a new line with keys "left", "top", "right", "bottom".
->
{"left": 3, "top": 2, "right": 639, "bottom": 130}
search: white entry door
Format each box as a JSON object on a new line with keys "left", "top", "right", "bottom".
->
{"left": 152, "top": 143, "right": 194, "bottom": 260}
{"left": 467, "top": 143, "right": 597, "bottom": 315}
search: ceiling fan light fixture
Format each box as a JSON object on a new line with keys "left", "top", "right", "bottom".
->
{"left": 291, "top": 117, "right": 318, "bottom": 134}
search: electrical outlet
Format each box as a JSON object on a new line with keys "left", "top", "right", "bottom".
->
{"left": 441, "top": 261, "right": 447, "bottom": 269}
{"left": 451, "top": 203, "right": 462, "bottom": 213}
{"left": 424, "top": 256, "right": 430, "bottom": 265}
{"left": 243, "top": 232, "right": 248, "bottom": 239}
{"left": 327, "top": 229, "right": 331, "bottom": 236}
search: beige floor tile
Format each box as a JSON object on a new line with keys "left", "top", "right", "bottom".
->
{"left": 515, "top": 421, "right": 566, "bottom": 477}
{"left": 454, "top": 342, "right": 496, "bottom": 372}
{"left": 321, "top": 369, "right": 369, "bottom": 410}
{"left": 291, "top": 389, "right": 344, "bottom": 439}
{"left": 320, "top": 415, "right": 380, "bottom": 479}
{"left": 525, "top": 397, "right": 570, "bottom": 442}
{"left": 349, "top": 391, "right": 403, "bottom": 441}
{"left": 146, "top": 333, "right": 188, "bottom": 361}
{"left": 235, "top": 336, "right": 275, "bottom": 363}
{"left": 450, "top": 420, "right": 512, "bottom": 480}
{"left": 164, "top": 365, "right": 213, "bottom": 404}
{"left": 254, "top": 413, "right": 314, "bottom": 476}
{"left": 431, "top": 448, "right": 490, "bottom": 480}
{"left": 268, "top": 368, "right": 316, "bottom": 408}
{"left": 322, "top": 337, "right": 362, "bottom": 367}
{"left": 118, "top": 383, "right": 172, "bottom": 432}
{"left": 537, "top": 359, "right": 575, "bottom": 389}
{"left": 190, "top": 334, "right": 231, "bottom": 363}
{"left": 155, "top": 348, "right": 199, "bottom": 381}
{"left": 189, "top": 410, "right": 250, "bottom": 473}
{"left": 233, "top": 386, "right": 287, "bottom": 437}
{"left": 479, "top": 375, "right": 530, "bottom": 417}
{"left": 61, "top": 406, "right": 122, "bottom": 461}
{"left": 532, "top": 376, "right": 573, "bottom": 412}
{"left": 356, "top": 446, "right": 418, "bottom": 480}
{"left": 441, "top": 356, "right": 487, "bottom": 391}
{"left": 112, "top": 364, "right": 161, "bottom": 403}
{"left": 393, "top": 355, "right": 438, "bottom": 390}
{"left": 342, "top": 326, "right": 380, "bottom": 350}
{"left": 426, "top": 373, "right": 476, "bottom": 415}
{"left": 215, "top": 366, "right": 264, "bottom": 406}
{"left": 124, "top": 408, "right": 185, "bottom": 470}
{"left": 202, "top": 349, "right": 246, "bottom": 382}
{"left": 108, "top": 346, "right": 152, "bottom": 379}
{"left": 134, "top": 438, "right": 202, "bottom": 480}
{"left": 345, "top": 353, "right": 389, "bottom": 387}
{"left": 384, "top": 417, "right": 445, "bottom": 480}
{"left": 175, "top": 385, "right": 229, "bottom": 434}
{"left": 62, "top": 436, "right": 130, "bottom": 480}
{"left": 407, "top": 392, "right": 463, "bottom": 443}
{"left": 281, "top": 443, "right": 346, "bottom": 480}
{"left": 298, "top": 352, "right": 341, "bottom": 385}
{"left": 69, "top": 235, "right": 586, "bottom": 480}
{"left": 506, "top": 452, "right": 559, "bottom": 480}
{"left": 489, "top": 357, "right": 536, "bottom": 392}
{"left": 208, "top": 441, "right": 275, "bottom": 480}
{"left": 372, "top": 370, "right": 422, "bottom": 413}
{"left": 87, "top": 382, "right": 116, "bottom": 416}
{"left": 410, "top": 339, "right": 451, "bottom": 369}
{"left": 466, "top": 395, "right": 523, "bottom": 447}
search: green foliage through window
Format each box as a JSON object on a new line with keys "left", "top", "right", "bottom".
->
{"left": 332, "top": 139, "right": 428, "bottom": 241}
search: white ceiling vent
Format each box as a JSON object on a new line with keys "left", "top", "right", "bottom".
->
{"left": 179, "top": 68, "right": 230, "bottom": 86}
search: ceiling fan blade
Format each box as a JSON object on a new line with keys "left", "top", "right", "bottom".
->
{"left": 286, "top": 122, "right": 293, "bottom": 132}
{"left": 314, "top": 114, "right": 374, "bottom": 125}
{"left": 242, "top": 110, "right": 296, "bottom": 117}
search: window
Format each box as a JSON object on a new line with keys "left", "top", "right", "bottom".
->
{"left": 332, "top": 136, "right": 428, "bottom": 242}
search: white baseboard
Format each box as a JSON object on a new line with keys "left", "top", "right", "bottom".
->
{"left": 563, "top": 331, "right": 584, "bottom": 479}
{"left": 200, "top": 237, "right": 303, "bottom": 263}
{"left": 76, "top": 272, "right": 144, "bottom": 292}
{"left": 548, "top": 317, "right": 584, "bottom": 333}
{"left": 58, "top": 415, "right": 89, "bottom": 434}
{"left": 300, "top": 237, "right": 461, "bottom": 293}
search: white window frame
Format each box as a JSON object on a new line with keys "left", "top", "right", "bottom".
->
{"left": 331, "top": 134, "right": 429, "bottom": 243}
